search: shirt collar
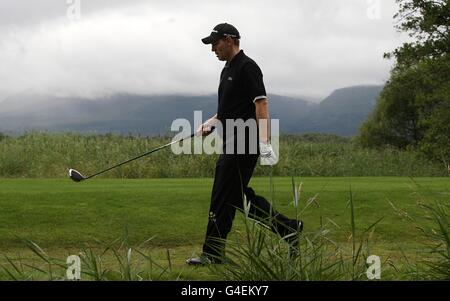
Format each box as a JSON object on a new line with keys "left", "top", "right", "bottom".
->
{"left": 225, "top": 50, "right": 244, "bottom": 68}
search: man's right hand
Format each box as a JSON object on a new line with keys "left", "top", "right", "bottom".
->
{"left": 196, "top": 123, "right": 214, "bottom": 136}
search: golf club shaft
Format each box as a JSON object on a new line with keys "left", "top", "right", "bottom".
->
{"left": 85, "top": 132, "right": 196, "bottom": 179}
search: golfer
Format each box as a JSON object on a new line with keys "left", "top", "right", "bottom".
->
{"left": 186, "top": 23, "right": 303, "bottom": 265}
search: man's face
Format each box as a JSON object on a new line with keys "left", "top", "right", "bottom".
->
{"left": 211, "top": 38, "right": 231, "bottom": 61}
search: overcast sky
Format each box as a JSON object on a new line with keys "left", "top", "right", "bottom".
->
{"left": 0, "top": 0, "right": 407, "bottom": 102}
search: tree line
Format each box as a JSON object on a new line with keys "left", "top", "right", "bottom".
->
{"left": 357, "top": 0, "right": 450, "bottom": 168}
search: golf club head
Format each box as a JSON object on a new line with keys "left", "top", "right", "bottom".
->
{"left": 69, "top": 169, "right": 87, "bottom": 182}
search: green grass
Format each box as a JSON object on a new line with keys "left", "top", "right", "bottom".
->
{"left": 1, "top": 132, "right": 448, "bottom": 178}
{"left": 0, "top": 177, "right": 448, "bottom": 280}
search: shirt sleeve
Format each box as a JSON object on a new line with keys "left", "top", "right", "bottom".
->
{"left": 242, "top": 62, "right": 267, "bottom": 103}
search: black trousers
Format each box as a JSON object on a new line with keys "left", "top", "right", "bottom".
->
{"left": 202, "top": 154, "right": 295, "bottom": 258}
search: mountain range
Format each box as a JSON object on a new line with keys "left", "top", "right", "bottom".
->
{"left": 0, "top": 85, "right": 383, "bottom": 137}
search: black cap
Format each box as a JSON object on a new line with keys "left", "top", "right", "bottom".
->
{"left": 201, "top": 23, "right": 240, "bottom": 44}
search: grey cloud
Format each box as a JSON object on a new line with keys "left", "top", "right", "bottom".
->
{"left": 0, "top": 0, "right": 150, "bottom": 27}
{"left": 0, "top": 0, "right": 405, "bottom": 103}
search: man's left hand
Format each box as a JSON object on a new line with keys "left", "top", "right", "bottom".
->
{"left": 259, "top": 142, "right": 278, "bottom": 166}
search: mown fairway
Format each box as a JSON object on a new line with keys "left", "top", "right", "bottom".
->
{"left": 0, "top": 177, "right": 448, "bottom": 280}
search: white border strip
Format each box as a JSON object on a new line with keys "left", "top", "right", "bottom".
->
{"left": 253, "top": 95, "right": 268, "bottom": 103}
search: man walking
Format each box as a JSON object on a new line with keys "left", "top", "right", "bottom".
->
{"left": 186, "top": 23, "right": 303, "bottom": 265}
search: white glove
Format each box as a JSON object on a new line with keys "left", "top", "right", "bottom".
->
{"left": 259, "top": 142, "right": 278, "bottom": 166}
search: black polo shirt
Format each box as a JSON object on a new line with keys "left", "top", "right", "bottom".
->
{"left": 216, "top": 50, "right": 267, "bottom": 154}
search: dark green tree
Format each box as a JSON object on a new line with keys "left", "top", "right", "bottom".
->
{"left": 358, "top": 0, "right": 450, "bottom": 166}
{"left": 385, "top": 0, "right": 450, "bottom": 68}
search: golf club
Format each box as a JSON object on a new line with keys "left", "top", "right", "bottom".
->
{"left": 69, "top": 130, "right": 202, "bottom": 182}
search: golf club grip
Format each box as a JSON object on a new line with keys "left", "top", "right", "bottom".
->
{"left": 85, "top": 132, "right": 198, "bottom": 179}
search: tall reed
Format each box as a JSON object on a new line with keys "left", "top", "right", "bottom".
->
{"left": 0, "top": 132, "right": 445, "bottom": 178}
